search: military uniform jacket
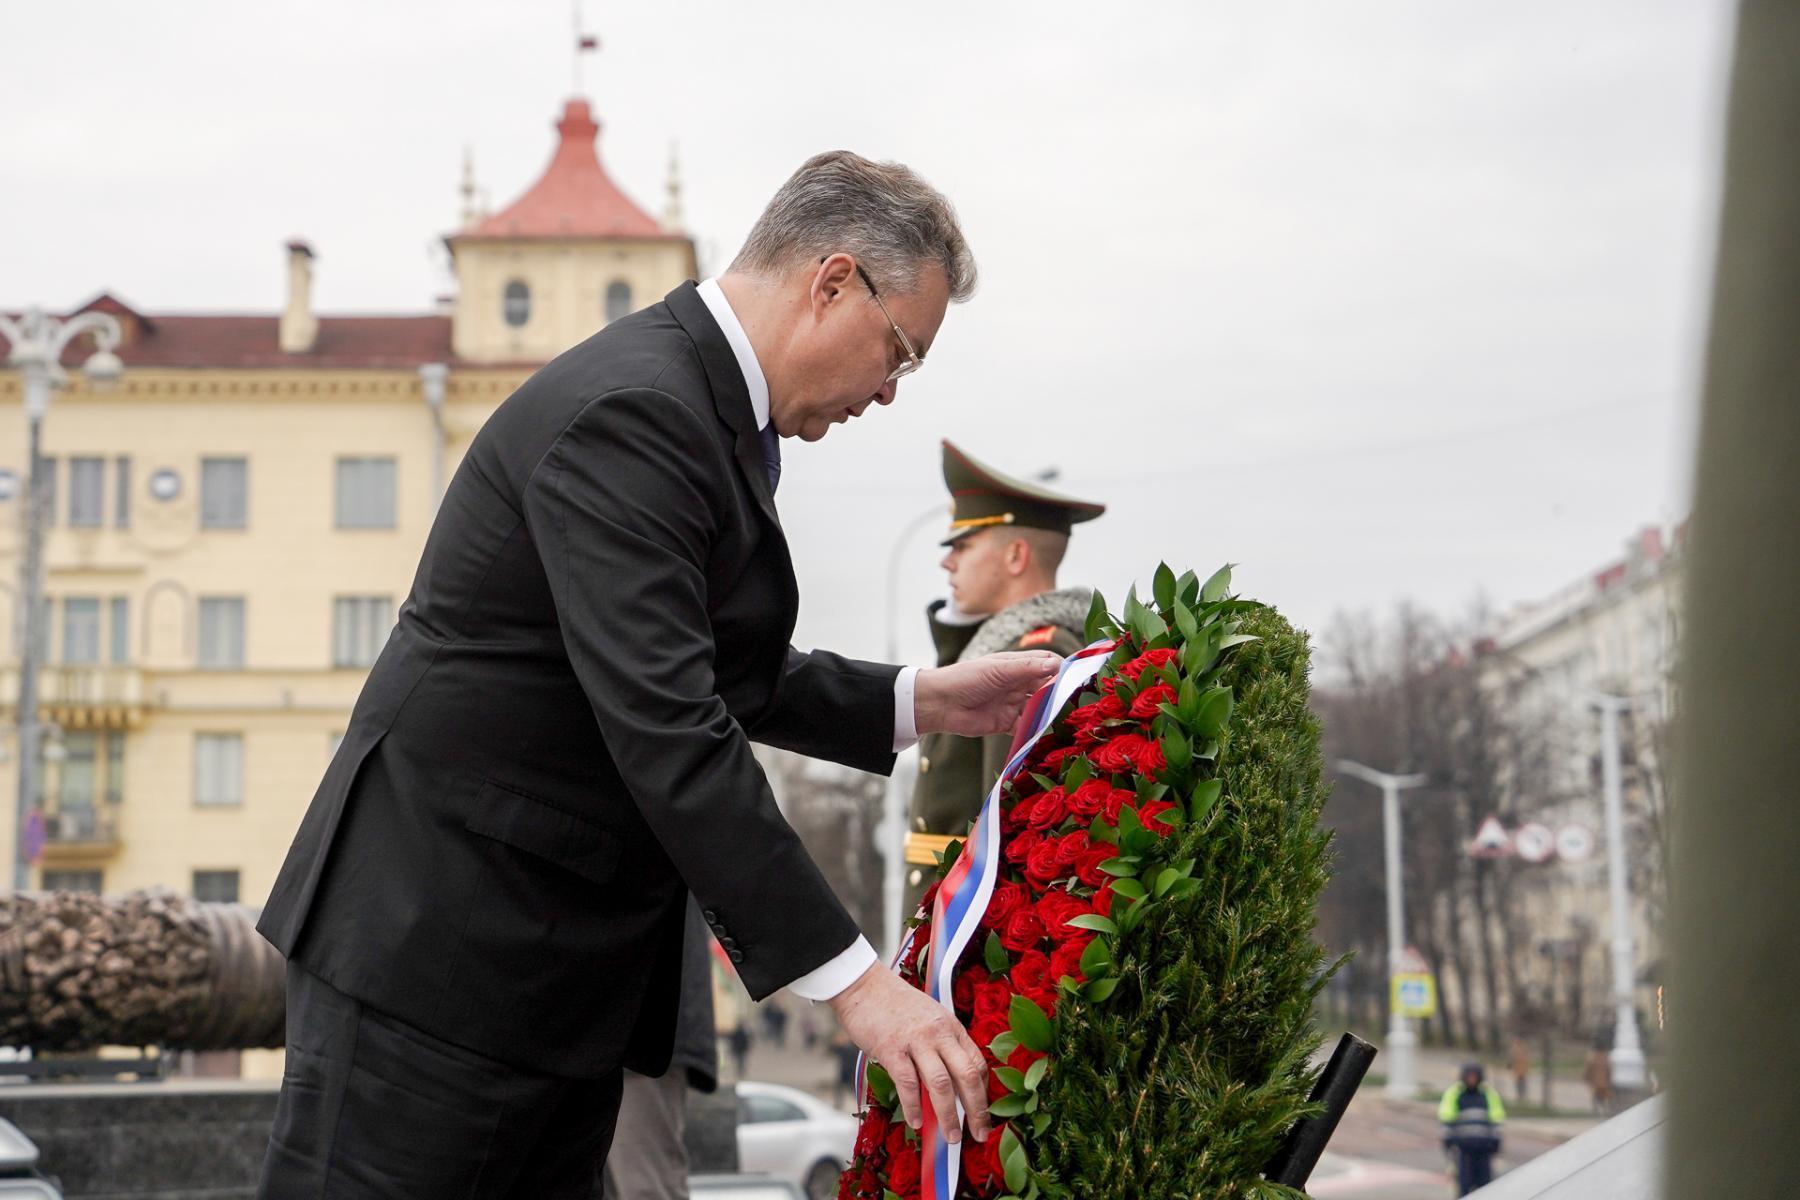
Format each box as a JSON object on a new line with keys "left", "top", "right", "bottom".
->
{"left": 903, "top": 589, "right": 1091, "bottom": 910}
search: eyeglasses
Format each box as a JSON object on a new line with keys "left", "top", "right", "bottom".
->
{"left": 822, "top": 257, "right": 925, "bottom": 384}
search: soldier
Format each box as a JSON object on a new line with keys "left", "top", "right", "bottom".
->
{"left": 902, "top": 440, "right": 1106, "bottom": 918}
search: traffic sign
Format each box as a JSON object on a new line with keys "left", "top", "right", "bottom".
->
{"left": 1469, "top": 814, "right": 1513, "bottom": 858}
{"left": 1392, "top": 971, "right": 1438, "bottom": 1018}
{"left": 1514, "top": 822, "right": 1555, "bottom": 864}
{"left": 1555, "top": 823, "right": 1597, "bottom": 863}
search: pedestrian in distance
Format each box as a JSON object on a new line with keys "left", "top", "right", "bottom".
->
{"left": 1439, "top": 1061, "right": 1507, "bottom": 1196}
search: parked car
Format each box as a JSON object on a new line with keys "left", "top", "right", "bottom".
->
{"left": 735, "top": 1081, "right": 857, "bottom": 1200}
{"left": 690, "top": 1176, "right": 803, "bottom": 1199}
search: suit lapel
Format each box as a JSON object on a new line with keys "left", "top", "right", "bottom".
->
{"left": 665, "top": 282, "right": 783, "bottom": 531}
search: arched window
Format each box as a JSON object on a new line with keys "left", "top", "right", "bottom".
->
{"left": 503, "top": 280, "right": 531, "bottom": 328}
{"left": 605, "top": 280, "right": 633, "bottom": 324}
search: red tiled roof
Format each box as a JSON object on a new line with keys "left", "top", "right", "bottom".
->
{"left": 2, "top": 299, "right": 457, "bottom": 370}
{"left": 454, "top": 99, "right": 672, "bottom": 242}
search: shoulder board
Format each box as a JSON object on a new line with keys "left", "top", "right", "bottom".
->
{"left": 1018, "top": 626, "right": 1059, "bottom": 648}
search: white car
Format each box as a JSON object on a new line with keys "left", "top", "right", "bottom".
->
{"left": 734, "top": 1081, "right": 857, "bottom": 1200}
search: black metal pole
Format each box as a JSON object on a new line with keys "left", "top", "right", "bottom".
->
{"left": 1263, "top": 1033, "right": 1379, "bottom": 1189}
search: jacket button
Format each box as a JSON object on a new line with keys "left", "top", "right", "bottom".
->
{"left": 718, "top": 937, "right": 738, "bottom": 951}
{"left": 919, "top": 757, "right": 931, "bottom": 774}
{"left": 728, "top": 949, "right": 744, "bottom": 964}
{"left": 702, "top": 909, "right": 718, "bottom": 923}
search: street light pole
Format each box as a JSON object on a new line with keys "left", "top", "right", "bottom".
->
{"left": 1337, "top": 759, "right": 1430, "bottom": 1099}
{"left": 1591, "top": 693, "right": 1649, "bottom": 1092}
{"left": 1, "top": 306, "right": 123, "bottom": 891}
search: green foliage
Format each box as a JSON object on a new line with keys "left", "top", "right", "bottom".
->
{"left": 1033, "top": 602, "right": 1332, "bottom": 1200}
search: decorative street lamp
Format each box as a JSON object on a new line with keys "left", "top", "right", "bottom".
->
{"left": 1589, "top": 692, "right": 1649, "bottom": 1093}
{"left": 1, "top": 305, "right": 124, "bottom": 891}
{"left": 1336, "top": 759, "right": 1431, "bottom": 1099}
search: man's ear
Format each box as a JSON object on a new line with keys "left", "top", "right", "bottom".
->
{"left": 809, "top": 253, "right": 858, "bottom": 323}
{"left": 1005, "top": 535, "right": 1032, "bottom": 576}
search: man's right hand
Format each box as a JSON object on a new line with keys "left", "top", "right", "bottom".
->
{"left": 828, "top": 959, "right": 990, "bottom": 1145}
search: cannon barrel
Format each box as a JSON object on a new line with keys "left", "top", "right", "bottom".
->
{"left": 0, "top": 889, "right": 284, "bottom": 1052}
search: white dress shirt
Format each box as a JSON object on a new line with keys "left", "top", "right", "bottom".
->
{"left": 696, "top": 278, "right": 918, "bottom": 1000}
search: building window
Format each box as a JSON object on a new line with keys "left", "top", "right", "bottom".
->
{"left": 200, "top": 457, "right": 248, "bottom": 529}
{"left": 333, "top": 596, "right": 394, "bottom": 668}
{"left": 194, "top": 733, "right": 244, "bottom": 808}
{"left": 69, "top": 457, "right": 105, "bottom": 527}
{"left": 335, "top": 457, "right": 397, "bottom": 529}
{"left": 62, "top": 597, "right": 102, "bottom": 664}
{"left": 503, "top": 280, "right": 531, "bottom": 327}
{"left": 192, "top": 870, "right": 241, "bottom": 904}
{"left": 198, "top": 597, "right": 246, "bottom": 669}
{"left": 110, "top": 596, "right": 130, "bottom": 664}
{"left": 41, "top": 869, "right": 102, "bottom": 894}
{"left": 605, "top": 280, "right": 634, "bottom": 324}
{"left": 105, "top": 733, "right": 125, "bottom": 807}
{"left": 115, "top": 457, "right": 132, "bottom": 528}
{"left": 59, "top": 732, "right": 99, "bottom": 811}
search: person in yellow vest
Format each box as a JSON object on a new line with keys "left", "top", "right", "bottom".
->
{"left": 1439, "top": 1061, "right": 1507, "bottom": 1195}
{"left": 901, "top": 440, "right": 1105, "bottom": 919}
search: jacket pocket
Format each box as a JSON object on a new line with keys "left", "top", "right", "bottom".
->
{"left": 464, "top": 778, "right": 622, "bottom": 887}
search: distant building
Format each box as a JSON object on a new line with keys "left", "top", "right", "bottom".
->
{"left": 1, "top": 94, "right": 694, "bottom": 917}
{"left": 1477, "top": 524, "right": 1683, "bottom": 1040}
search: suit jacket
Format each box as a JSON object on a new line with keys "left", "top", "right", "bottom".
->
{"left": 258, "top": 282, "right": 898, "bottom": 1078}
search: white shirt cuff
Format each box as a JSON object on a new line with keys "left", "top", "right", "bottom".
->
{"left": 893, "top": 666, "right": 921, "bottom": 752}
{"left": 788, "top": 935, "right": 879, "bottom": 1001}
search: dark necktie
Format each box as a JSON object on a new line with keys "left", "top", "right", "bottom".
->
{"left": 759, "top": 423, "right": 781, "bottom": 495}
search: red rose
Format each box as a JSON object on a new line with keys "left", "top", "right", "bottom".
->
{"left": 1129, "top": 682, "right": 1177, "bottom": 720}
{"left": 1001, "top": 796, "right": 1032, "bottom": 833}
{"left": 1075, "top": 843, "right": 1116, "bottom": 888}
{"left": 1011, "top": 948, "right": 1056, "bottom": 1012}
{"left": 963, "top": 1123, "right": 1010, "bottom": 1195}
{"left": 970, "top": 1011, "right": 1009, "bottom": 1058}
{"left": 1050, "top": 830, "right": 1087, "bottom": 872}
{"left": 1099, "top": 786, "right": 1138, "bottom": 824}
{"left": 1139, "top": 798, "right": 1178, "bottom": 836}
{"left": 1051, "top": 934, "right": 1091, "bottom": 984}
{"left": 1066, "top": 779, "right": 1111, "bottom": 819}
{"left": 1092, "top": 880, "right": 1117, "bottom": 918}
{"left": 1039, "top": 744, "right": 1086, "bottom": 770}
{"left": 1024, "top": 840, "right": 1064, "bottom": 887}
{"left": 854, "top": 1105, "right": 891, "bottom": 1159}
{"left": 1002, "top": 829, "right": 1041, "bottom": 867}
{"left": 1120, "top": 647, "right": 1177, "bottom": 681}
{"left": 1130, "top": 736, "right": 1167, "bottom": 775}
{"left": 999, "top": 909, "right": 1047, "bottom": 953}
{"left": 979, "top": 880, "right": 1026, "bottom": 931}
{"left": 1036, "top": 889, "right": 1091, "bottom": 938}
{"left": 953, "top": 964, "right": 988, "bottom": 1016}
{"left": 1089, "top": 733, "right": 1146, "bottom": 773}
{"left": 886, "top": 1141, "right": 921, "bottom": 1195}
{"left": 918, "top": 879, "right": 941, "bottom": 916}
{"left": 1007, "top": 1040, "right": 1047, "bottom": 1071}
{"left": 1027, "top": 787, "right": 1069, "bottom": 831}
{"left": 973, "top": 978, "right": 1014, "bottom": 1022}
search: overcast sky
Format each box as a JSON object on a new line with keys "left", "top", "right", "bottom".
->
{"left": 3, "top": 1, "right": 1733, "bottom": 669}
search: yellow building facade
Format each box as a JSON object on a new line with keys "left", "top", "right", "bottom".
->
{"left": 1, "top": 96, "right": 697, "bottom": 924}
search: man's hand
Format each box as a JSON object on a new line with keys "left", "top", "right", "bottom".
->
{"left": 829, "top": 961, "right": 990, "bottom": 1144}
{"left": 915, "top": 651, "right": 1060, "bottom": 738}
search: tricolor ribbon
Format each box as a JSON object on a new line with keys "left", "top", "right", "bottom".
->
{"left": 860, "top": 638, "right": 1117, "bottom": 1200}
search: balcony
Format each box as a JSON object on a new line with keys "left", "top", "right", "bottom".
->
{"left": 38, "top": 804, "right": 122, "bottom": 863}
{"left": 0, "top": 664, "right": 148, "bottom": 729}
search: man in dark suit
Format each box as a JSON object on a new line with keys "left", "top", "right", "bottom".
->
{"left": 256, "top": 151, "right": 1052, "bottom": 1198}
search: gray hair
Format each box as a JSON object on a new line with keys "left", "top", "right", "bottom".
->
{"left": 730, "top": 151, "right": 977, "bottom": 301}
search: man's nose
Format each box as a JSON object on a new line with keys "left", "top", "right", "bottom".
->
{"left": 875, "top": 379, "right": 898, "bottom": 406}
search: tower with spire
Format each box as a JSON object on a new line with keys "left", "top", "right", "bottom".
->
{"left": 445, "top": 39, "right": 697, "bottom": 364}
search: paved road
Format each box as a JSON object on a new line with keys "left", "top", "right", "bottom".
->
{"left": 723, "top": 1029, "right": 1598, "bottom": 1198}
